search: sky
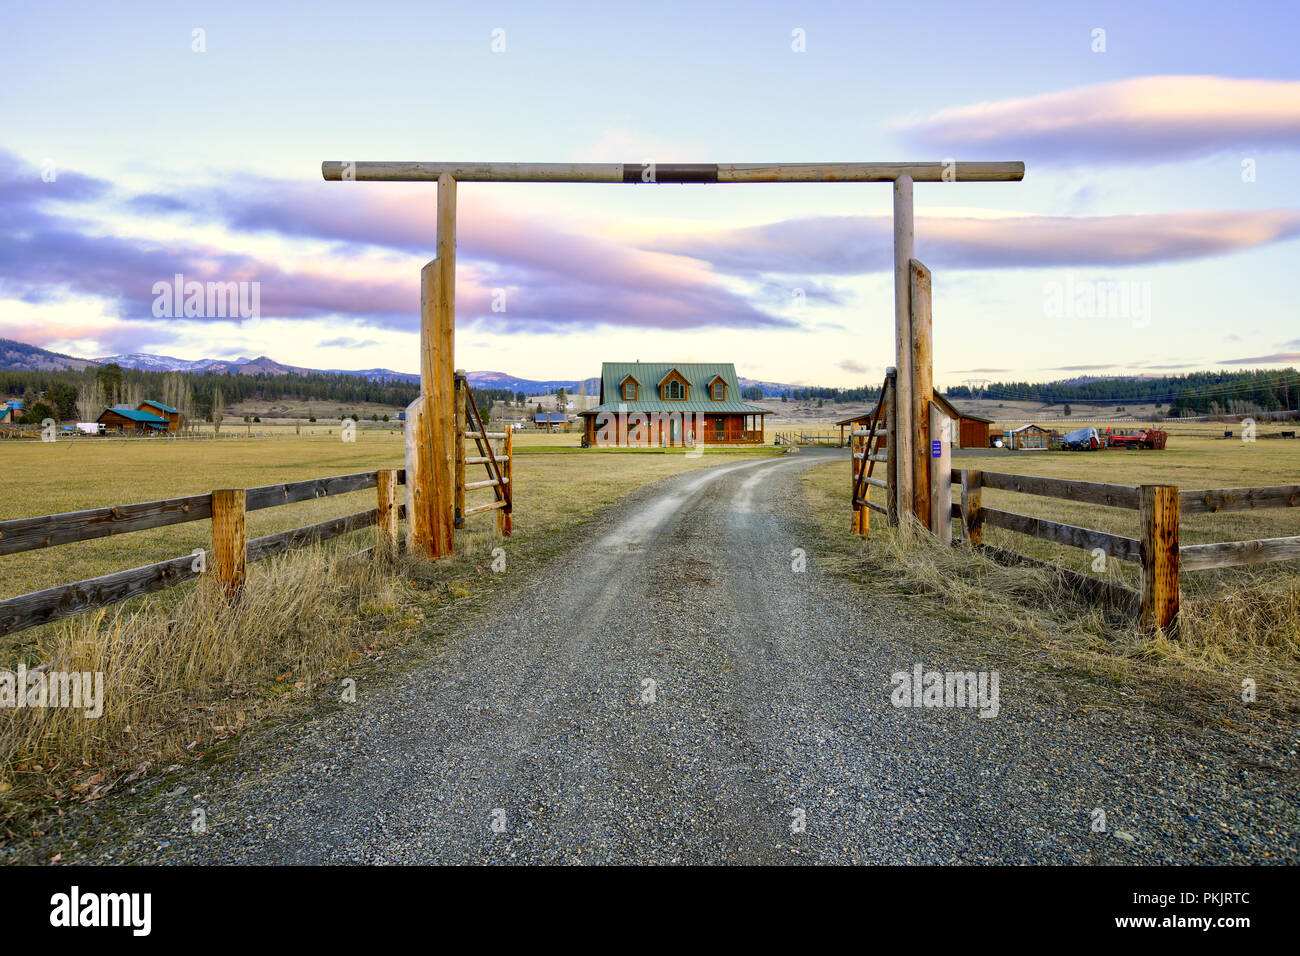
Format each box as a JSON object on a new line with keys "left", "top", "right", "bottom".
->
{"left": 1, "top": 0, "right": 1298, "bottom": 390}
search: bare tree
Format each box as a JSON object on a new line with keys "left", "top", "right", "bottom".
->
{"left": 76, "top": 370, "right": 105, "bottom": 422}
{"left": 212, "top": 385, "right": 224, "bottom": 436}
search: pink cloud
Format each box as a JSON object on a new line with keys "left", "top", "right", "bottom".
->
{"left": 896, "top": 75, "right": 1300, "bottom": 163}
{"left": 651, "top": 209, "right": 1300, "bottom": 273}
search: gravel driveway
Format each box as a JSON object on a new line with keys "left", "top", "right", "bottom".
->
{"left": 28, "top": 450, "right": 1299, "bottom": 864}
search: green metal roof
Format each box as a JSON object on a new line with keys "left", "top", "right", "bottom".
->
{"left": 588, "top": 362, "right": 768, "bottom": 414}
{"left": 140, "top": 399, "right": 179, "bottom": 413}
{"left": 98, "top": 407, "right": 168, "bottom": 423}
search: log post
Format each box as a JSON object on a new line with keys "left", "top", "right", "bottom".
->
{"left": 211, "top": 489, "right": 246, "bottom": 599}
{"left": 405, "top": 391, "right": 435, "bottom": 555}
{"left": 885, "top": 368, "right": 898, "bottom": 526}
{"left": 929, "top": 402, "right": 951, "bottom": 544}
{"left": 376, "top": 468, "right": 399, "bottom": 557}
{"left": 851, "top": 434, "right": 864, "bottom": 535}
{"left": 961, "top": 469, "right": 983, "bottom": 547}
{"left": 408, "top": 174, "right": 457, "bottom": 558}
{"left": 1140, "top": 484, "right": 1180, "bottom": 632}
{"left": 435, "top": 173, "right": 457, "bottom": 547}
{"left": 454, "top": 371, "right": 466, "bottom": 529}
{"left": 910, "top": 259, "right": 933, "bottom": 528}
{"left": 497, "top": 425, "right": 513, "bottom": 537}
{"left": 892, "top": 178, "right": 914, "bottom": 524}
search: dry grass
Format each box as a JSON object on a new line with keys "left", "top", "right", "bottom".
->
{"left": 801, "top": 461, "right": 1300, "bottom": 727}
{"left": 0, "top": 439, "right": 775, "bottom": 837}
{"left": 0, "top": 544, "right": 419, "bottom": 821}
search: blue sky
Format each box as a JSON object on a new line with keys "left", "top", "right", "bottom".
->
{"left": 1, "top": 0, "right": 1297, "bottom": 388}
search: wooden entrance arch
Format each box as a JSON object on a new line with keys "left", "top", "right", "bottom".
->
{"left": 323, "top": 160, "right": 1025, "bottom": 556}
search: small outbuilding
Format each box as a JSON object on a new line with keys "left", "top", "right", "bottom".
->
{"left": 835, "top": 392, "right": 995, "bottom": 449}
{"left": 1005, "top": 423, "right": 1051, "bottom": 450}
{"left": 534, "top": 413, "right": 568, "bottom": 430}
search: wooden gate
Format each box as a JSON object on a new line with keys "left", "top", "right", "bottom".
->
{"left": 454, "top": 372, "right": 513, "bottom": 536}
{"left": 851, "top": 369, "right": 896, "bottom": 534}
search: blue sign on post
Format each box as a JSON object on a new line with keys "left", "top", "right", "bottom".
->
{"left": 931, "top": 440, "right": 942, "bottom": 458}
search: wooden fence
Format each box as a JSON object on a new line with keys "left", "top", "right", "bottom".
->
{"left": 0, "top": 469, "right": 407, "bottom": 637}
{"left": 955, "top": 470, "right": 1300, "bottom": 630}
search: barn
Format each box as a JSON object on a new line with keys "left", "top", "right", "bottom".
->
{"left": 835, "top": 392, "right": 994, "bottom": 449}
{"left": 533, "top": 413, "right": 568, "bottom": 430}
{"left": 1005, "top": 423, "right": 1051, "bottom": 450}
{"left": 137, "top": 400, "right": 181, "bottom": 432}
{"left": 97, "top": 407, "right": 169, "bottom": 435}
{"left": 579, "top": 362, "right": 768, "bottom": 446}
{"left": 0, "top": 400, "right": 21, "bottom": 424}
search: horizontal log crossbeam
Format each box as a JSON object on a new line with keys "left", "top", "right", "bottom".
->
{"left": 323, "top": 161, "right": 1026, "bottom": 184}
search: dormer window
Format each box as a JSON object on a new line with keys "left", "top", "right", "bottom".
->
{"left": 711, "top": 382, "right": 725, "bottom": 401}
{"left": 620, "top": 375, "right": 639, "bottom": 401}
{"left": 658, "top": 368, "right": 690, "bottom": 401}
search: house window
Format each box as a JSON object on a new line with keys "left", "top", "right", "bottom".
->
{"left": 622, "top": 381, "right": 637, "bottom": 401}
{"left": 711, "top": 382, "right": 725, "bottom": 401}
{"left": 664, "top": 380, "right": 685, "bottom": 400}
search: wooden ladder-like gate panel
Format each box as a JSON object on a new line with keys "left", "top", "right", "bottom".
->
{"left": 851, "top": 370, "right": 895, "bottom": 535}
{"left": 454, "top": 372, "right": 513, "bottom": 536}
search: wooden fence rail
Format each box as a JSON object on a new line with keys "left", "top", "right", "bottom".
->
{"left": 950, "top": 469, "right": 1300, "bottom": 630}
{"left": 0, "top": 469, "right": 405, "bottom": 637}
{"left": 0, "top": 471, "right": 384, "bottom": 558}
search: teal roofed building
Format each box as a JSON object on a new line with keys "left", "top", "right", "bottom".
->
{"left": 578, "top": 362, "right": 768, "bottom": 446}
{"left": 97, "top": 406, "right": 170, "bottom": 435}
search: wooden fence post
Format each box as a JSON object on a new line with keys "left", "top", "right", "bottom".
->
{"left": 961, "top": 469, "right": 983, "bottom": 547}
{"left": 1140, "top": 484, "right": 1180, "bottom": 632}
{"left": 211, "top": 489, "right": 246, "bottom": 599}
{"left": 851, "top": 434, "right": 864, "bottom": 534}
{"left": 376, "top": 468, "right": 399, "bottom": 557}
{"left": 454, "top": 372, "right": 466, "bottom": 529}
{"left": 910, "top": 259, "right": 933, "bottom": 528}
{"left": 885, "top": 369, "right": 898, "bottom": 526}
{"left": 929, "top": 402, "right": 951, "bottom": 544}
{"left": 497, "top": 425, "right": 513, "bottom": 537}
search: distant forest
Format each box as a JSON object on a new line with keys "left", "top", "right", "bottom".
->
{"left": 945, "top": 369, "right": 1300, "bottom": 416}
{"left": 0, "top": 364, "right": 427, "bottom": 423}
{"left": 3, "top": 364, "right": 1296, "bottom": 423}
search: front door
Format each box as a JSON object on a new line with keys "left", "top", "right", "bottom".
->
{"left": 713, "top": 417, "right": 725, "bottom": 442}
{"left": 669, "top": 416, "right": 681, "bottom": 444}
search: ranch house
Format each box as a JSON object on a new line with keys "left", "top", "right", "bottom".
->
{"left": 97, "top": 407, "right": 170, "bottom": 435}
{"left": 137, "top": 399, "right": 181, "bottom": 432}
{"left": 579, "top": 362, "right": 769, "bottom": 446}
